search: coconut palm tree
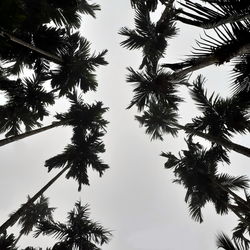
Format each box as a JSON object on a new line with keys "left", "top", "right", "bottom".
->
{"left": 120, "top": 1, "right": 177, "bottom": 69}
{"left": 48, "top": 31, "right": 108, "bottom": 96}
{"left": 122, "top": 1, "right": 250, "bottom": 96}
{"left": 0, "top": 0, "right": 100, "bottom": 32}
{"left": 0, "top": 0, "right": 101, "bottom": 68}
{"left": 0, "top": 120, "right": 108, "bottom": 234}
{"left": 161, "top": 138, "right": 249, "bottom": 223}
{"left": 187, "top": 75, "right": 250, "bottom": 140}
{"left": 11, "top": 195, "right": 55, "bottom": 245}
{"left": 0, "top": 91, "right": 108, "bottom": 146}
{"left": 35, "top": 201, "right": 112, "bottom": 250}
{"left": 175, "top": 0, "right": 250, "bottom": 29}
{"left": 0, "top": 73, "right": 55, "bottom": 137}
{"left": 135, "top": 98, "right": 250, "bottom": 158}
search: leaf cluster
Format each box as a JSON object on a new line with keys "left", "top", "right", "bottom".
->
{"left": 35, "top": 201, "right": 112, "bottom": 250}
{"left": 187, "top": 75, "right": 250, "bottom": 140}
{"left": 161, "top": 139, "right": 248, "bottom": 223}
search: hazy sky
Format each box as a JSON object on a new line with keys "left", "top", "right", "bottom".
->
{"left": 1, "top": 1, "right": 250, "bottom": 250}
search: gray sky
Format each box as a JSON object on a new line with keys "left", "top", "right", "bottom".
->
{"left": 1, "top": 1, "right": 250, "bottom": 250}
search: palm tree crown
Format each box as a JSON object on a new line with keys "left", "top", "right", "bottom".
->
{"left": 161, "top": 138, "right": 249, "bottom": 223}
{"left": 12, "top": 195, "right": 55, "bottom": 237}
{"left": 35, "top": 201, "right": 112, "bottom": 250}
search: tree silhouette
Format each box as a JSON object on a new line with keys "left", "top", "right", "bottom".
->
{"left": 0, "top": 91, "right": 108, "bottom": 146}
{"left": 0, "top": 113, "right": 108, "bottom": 234}
{"left": 12, "top": 195, "right": 55, "bottom": 245}
{"left": 121, "top": 4, "right": 250, "bottom": 248}
{"left": 35, "top": 201, "right": 112, "bottom": 250}
{"left": 161, "top": 138, "right": 249, "bottom": 223}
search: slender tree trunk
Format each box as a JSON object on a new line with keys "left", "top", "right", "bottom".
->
{"left": 0, "top": 120, "right": 67, "bottom": 147}
{"left": 174, "top": 123, "right": 250, "bottom": 158}
{"left": 167, "top": 41, "right": 250, "bottom": 79}
{"left": 0, "top": 166, "right": 69, "bottom": 234}
{"left": 0, "top": 29, "right": 63, "bottom": 64}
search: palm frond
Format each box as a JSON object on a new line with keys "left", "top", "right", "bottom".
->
{"left": 216, "top": 232, "right": 237, "bottom": 250}
{"left": 45, "top": 128, "right": 108, "bottom": 191}
{"left": 35, "top": 201, "right": 112, "bottom": 249}
{"left": 189, "top": 75, "right": 219, "bottom": 113}
{"left": 161, "top": 152, "right": 179, "bottom": 169}
{"left": 127, "top": 66, "right": 183, "bottom": 111}
{"left": 35, "top": 220, "right": 68, "bottom": 240}
{"left": 76, "top": 1, "right": 101, "bottom": 18}
{"left": 188, "top": 75, "right": 250, "bottom": 139}
{"left": 0, "top": 232, "right": 17, "bottom": 250}
{"left": 119, "top": 27, "right": 147, "bottom": 50}
{"left": 233, "top": 221, "right": 250, "bottom": 250}
{"left": 231, "top": 54, "right": 250, "bottom": 94}
{"left": 217, "top": 174, "right": 249, "bottom": 191}
{"left": 188, "top": 201, "right": 204, "bottom": 223}
{"left": 135, "top": 100, "right": 179, "bottom": 140}
{"left": 120, "top": 2, "right": 177, "bottom": 68}
{"left": 51, "top": 33, "right": 107, "bottom": 96}
{"left": 190, "top": 21, "right": 250, "bottom": 65}
{"left": 177, "top": 0, "right": 250, "bottom": 29}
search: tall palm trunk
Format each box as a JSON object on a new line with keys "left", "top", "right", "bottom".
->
{"left": 0, "top": 120, "right": 67, "bottom": 147}
{"left": 169, "top": 41, "right": 250, "bottom": 79}
{"left": 0, "top": 165, "right": 69, "bottom": 234}
{"left": 174, "top": 123, "right": 250, "bottom": 158}
{"left": 0, "top": 29, "right": 63, "bottom": 64}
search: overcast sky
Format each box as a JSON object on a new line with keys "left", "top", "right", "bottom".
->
{"left": 1, "top": 1, "right": 250, "bottom": 250}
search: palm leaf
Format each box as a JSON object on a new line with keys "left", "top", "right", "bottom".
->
{"left": 177, "top": 0, "right": 250, "bottom": 29}
{"left": 189, "top": 21, "right": 250, "bottom": 65}
{"left": 216, "top": 232, "right": 238, "bottom": 250}
{"left": 127, "top": 66, "right": 183, "bottom": 111}
{"left": 135, "top": 100, "right": 179, "bottom": 140}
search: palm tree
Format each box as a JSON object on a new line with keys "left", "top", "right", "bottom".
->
{"left": 48, "top": 31, "right": 108, "bottom": 97}
{"left": 122, "top": 0, "right": 250, "bottom": 248}
{"left": 35, "top": 201, "right": 112, "bottom": 250}
{"left": 11, "top": 195, "right": 55, "bottom": 245}
{"left": 135, "top": 99, "right": 250, "bottom": 158}
{"left": 121, "top": 4, "right": 250, "bottom": 157}
{"left": 161, "top": 138, "right": 249, "bottom": 223}
{"left": 0, "top": 123, "right": 108, "bottom": 234}
{"left": 122, "top": 0, "right": 250, "bottom": 101}
{"left": 120, "top": 1, "right": 177, "bottom": 69}
{"left": 0, "top": 0, "right": 101, "bottom": 67}
{"left": 0, "top": 73, "right": 55, "bottom": 137}
{"left": 0, "top": 91, "right": 108, "bottom": 146}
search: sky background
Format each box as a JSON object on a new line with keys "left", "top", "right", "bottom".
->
{"left": 1, "top": 1, "right": 250, "bottom": 250}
